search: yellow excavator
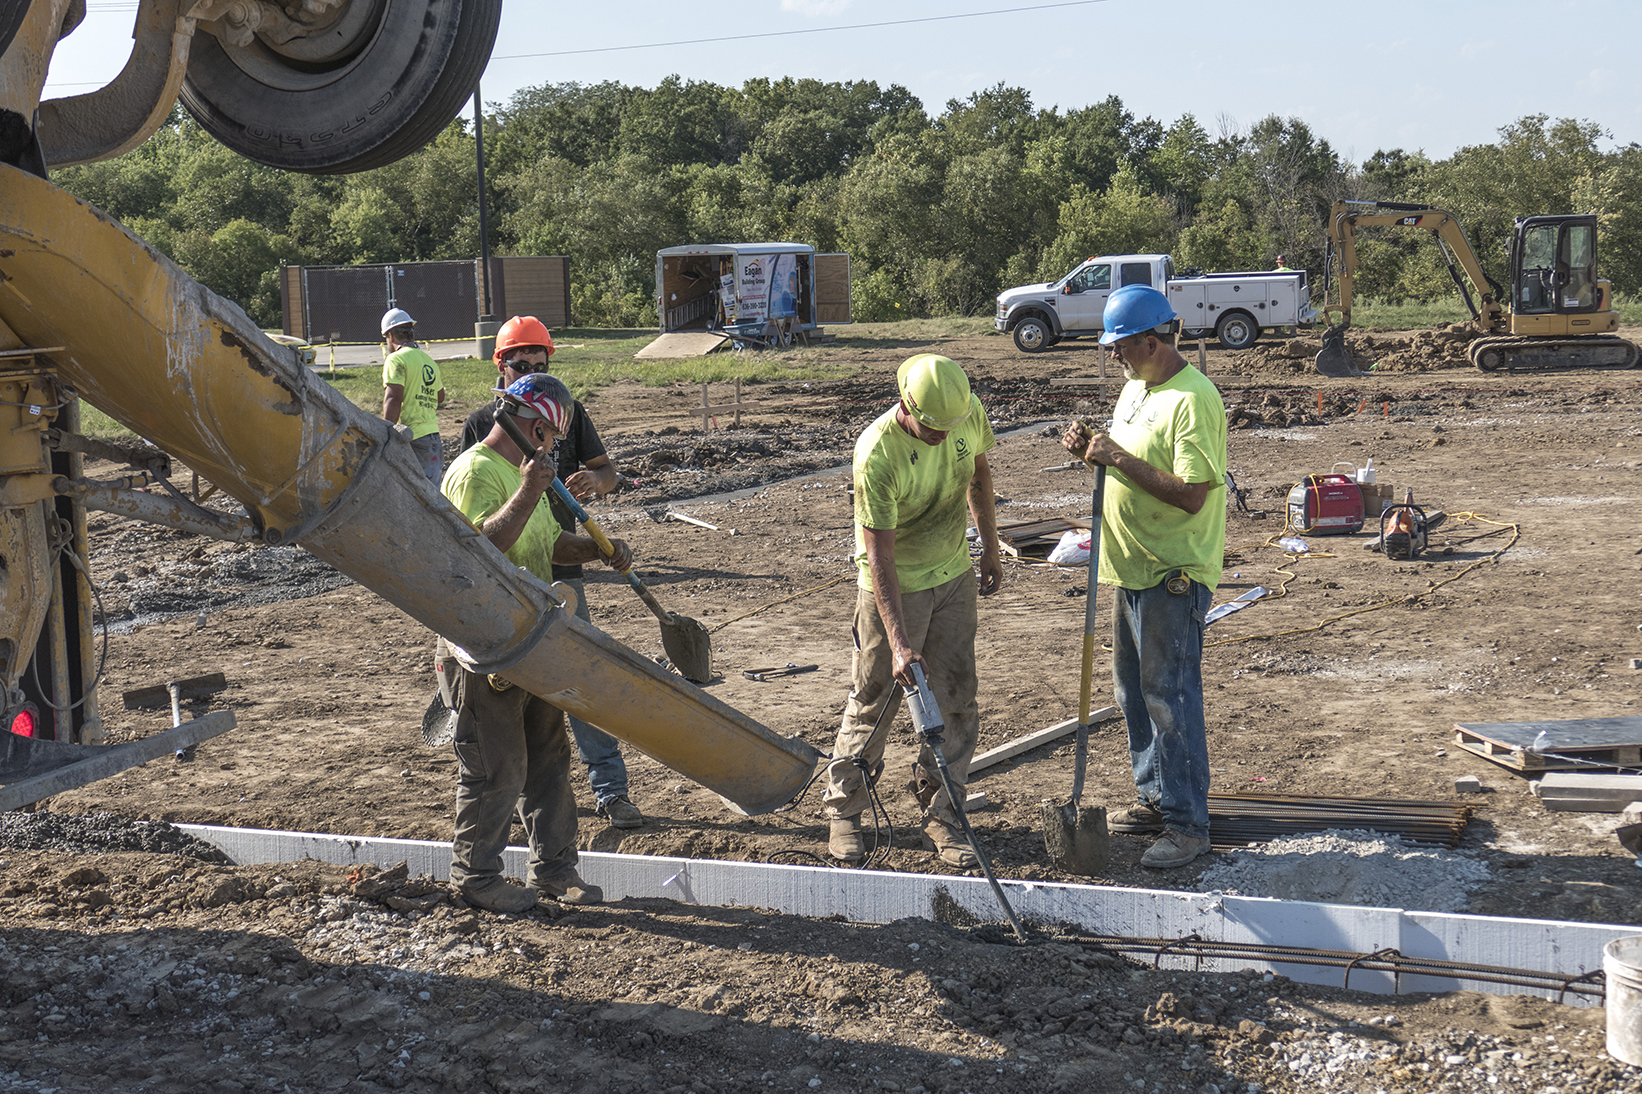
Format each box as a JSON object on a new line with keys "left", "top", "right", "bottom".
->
{"left": 0, "top": 0, "right": 821, "bottom": 812}
{"left": 1314, "top": 199, "right": 1639, "bottom": 376}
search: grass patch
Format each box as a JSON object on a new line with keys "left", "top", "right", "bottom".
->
{"left": 1346, "top": 294, "right": 1642, "bottom": 329}
{"left": 312, "top": 326, "right": 867, "bottom": 415}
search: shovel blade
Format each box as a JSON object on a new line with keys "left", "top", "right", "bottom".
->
{"left": 1040, "top": 798, "right": 1109, "bottom": 876}
{"left": 660, "top": 614, "right": 714, "bottom": 684}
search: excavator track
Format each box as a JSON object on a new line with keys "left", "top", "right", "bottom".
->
{"left": 1469, "top": 335, "right": 1639, "bottom": 372}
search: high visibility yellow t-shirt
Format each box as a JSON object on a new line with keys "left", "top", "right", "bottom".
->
{"left": 442, "top": 444, "right": 559, "bottom": 580}
{"left": 852, "top": 397, "right": 995, "bottom": 593}
{"left": 383, "top": 345, "right": 442, "bottom": 440}
{"left": 1100, "top": 365, "right": 1227, "bottom": 592}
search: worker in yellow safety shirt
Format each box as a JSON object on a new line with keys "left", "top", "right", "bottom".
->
{"left": 380, "top": 307, "right": 446, "bottom": 482}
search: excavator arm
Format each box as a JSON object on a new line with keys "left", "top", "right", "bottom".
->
{"left": 1314, "top": 200, "right": 1506, "bottom": 376}
{"left": 1319, "top": 200, "right": 1506, "bottom": 333}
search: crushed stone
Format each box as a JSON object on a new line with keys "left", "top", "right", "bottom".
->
{"left": 1196, "top": 830, "right": 1492, "bottom": 912}
{"left": 0, "top": 812, "right": 229, "bottom": 862}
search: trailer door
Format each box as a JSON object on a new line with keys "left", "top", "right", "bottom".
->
{"left": 814, "top": 253, "right": 852, "bottom": 325}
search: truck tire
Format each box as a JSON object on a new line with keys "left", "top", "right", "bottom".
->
{"left": 1012, "top": 314, "right": 1054, "bottom": 353}
{"left": 1216, "top": 312, "right": 1259, "bottom": 351}
{"left": 179, "top": 0, "right": 501, "bottom": 174}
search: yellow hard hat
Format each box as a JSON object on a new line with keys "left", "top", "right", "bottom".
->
{"left": 897, "top": 354, "right": 972, "bottom": 431}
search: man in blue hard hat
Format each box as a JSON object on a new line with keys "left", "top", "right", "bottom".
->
{"left": 822, "top": 354, "right": 1004, "bottom": 869}
{"left": 1062, "top": 284, "right": 1227, "bottom": 869}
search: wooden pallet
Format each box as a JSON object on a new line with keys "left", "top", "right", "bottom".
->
{"left": 1453, "top": 717, "right": 1642, "bottom": 773}
{"left": 996, "top": 516, "right": 1091, "bottom": 558}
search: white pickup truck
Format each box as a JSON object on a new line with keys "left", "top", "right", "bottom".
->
{"left": 994, "top": 253, "right": 1318, "bottom": 353}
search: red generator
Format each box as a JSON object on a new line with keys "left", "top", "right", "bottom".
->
{"left": 1286, "top": 474, "right": 1364, "bottom": 535}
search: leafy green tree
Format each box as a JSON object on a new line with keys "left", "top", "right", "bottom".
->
{"left": 1038, "top": 164, "right": 1177, "bottom": 281}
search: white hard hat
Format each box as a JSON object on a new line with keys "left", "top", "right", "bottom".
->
{"left": 381, "top": 308, "right": 415, "bottom": 336}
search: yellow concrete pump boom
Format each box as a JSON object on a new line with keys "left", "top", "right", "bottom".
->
{"left": 0, "top": 0, "right": 823, "bottom": 812}
{"left": 1315, "top": 199, "right": 1637, "bottom": 375}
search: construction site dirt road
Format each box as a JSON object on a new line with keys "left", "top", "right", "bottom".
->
{"left": 7, "top": 326, "right": 1641, "bottom": 1094}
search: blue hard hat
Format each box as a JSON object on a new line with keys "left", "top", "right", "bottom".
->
{"left": 1100, "top": 284, "right": 1177, "bottom": 345}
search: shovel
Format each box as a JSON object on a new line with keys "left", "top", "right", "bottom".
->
{"left": 494, "top": 411, "right": 714, "bottom": 683}
{"left": 1040, "top": 465, "right": 1110, "bottom": 876}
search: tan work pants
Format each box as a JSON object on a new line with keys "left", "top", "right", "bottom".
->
{"left": 449, "top": 668, "right": 579, "bottom": 893}
{"left": 821, "top": 571, "right": 980, "bottom": 828}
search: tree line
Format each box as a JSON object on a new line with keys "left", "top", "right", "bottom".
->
{"left": 54, "top": 77, "right": 1642, "bottom": 330}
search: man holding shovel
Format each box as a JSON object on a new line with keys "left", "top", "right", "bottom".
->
{"left": 460, "top": 316, "right": 645, "bottom": 830}
{"left": 822, "top": 354, "right": 1003, "bottom": 868}
{"left": 1062, "top": 284, "right": 1226, "bottom": 869}
{"left": 440, "top": 373, "right": 633, "bottom": 913}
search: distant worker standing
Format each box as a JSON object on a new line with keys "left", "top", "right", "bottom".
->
{"left": 1274, "top": 255, "right": 1293, "bottom": 271}
{"left": 1062, "top": 284, "right": 1227, "bottom": 869}
{"left": 460, "top": 316, "right": 644, "bottom": 830}
{"left": 381, "top": 308, "right": 446, "bottom": 482}
{"left": 440, "top": 373, "right": 633, "bottom": 913}
{"left": 823, "top": 354, "right": 1003, "bottom": 869}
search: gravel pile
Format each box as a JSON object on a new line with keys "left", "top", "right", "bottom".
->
{"left": 1196, "top": 831, "right": 1493, "bottom": 912}
{"left": 0, "top": 812, "right": 228, "bottom": 861}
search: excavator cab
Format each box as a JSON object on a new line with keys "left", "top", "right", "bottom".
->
{"left": 1513, "top": 216, "right": 1600, "bottom": 316}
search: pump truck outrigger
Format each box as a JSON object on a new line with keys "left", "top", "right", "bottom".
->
{"left": 1313, "top": 200, "right": 1639, "bottom": 376}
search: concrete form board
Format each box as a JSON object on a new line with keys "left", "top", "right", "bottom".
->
{"left": 181, "top": 824, "right": 1633, "bottom": 1006}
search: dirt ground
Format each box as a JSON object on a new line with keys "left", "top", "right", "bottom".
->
{"left": 8, "top": 324, "right": 1642, "bottom": 1093}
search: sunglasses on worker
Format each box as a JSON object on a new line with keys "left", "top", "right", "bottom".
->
{"left": 500, "top": 345, "right": 547, "bottom": 363}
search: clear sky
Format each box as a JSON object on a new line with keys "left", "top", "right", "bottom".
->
{"left": 43, "top": 0, "right": 1641, "bottom": 163}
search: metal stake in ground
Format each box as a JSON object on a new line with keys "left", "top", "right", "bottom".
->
{"left": 1041, "top": 465, "right": 1110, "bottom": 876}
{"left": 905, "top": 663, "right": 1029, "bottom": 941}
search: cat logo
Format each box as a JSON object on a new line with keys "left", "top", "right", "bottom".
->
{"left": 1396, "top": 216, "right": 1422, "bottom": 227}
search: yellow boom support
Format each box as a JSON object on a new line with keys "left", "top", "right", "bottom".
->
{"left": 0, "top": 164, "right": 820, "bottom": 814}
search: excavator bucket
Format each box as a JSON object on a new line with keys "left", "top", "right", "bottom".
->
{"left": 1314, "top": 325, "right": 1361, "bottom": 378}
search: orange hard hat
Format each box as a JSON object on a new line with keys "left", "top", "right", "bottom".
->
{"left": 494, "top": 315, "right": 555, "bottom": 363}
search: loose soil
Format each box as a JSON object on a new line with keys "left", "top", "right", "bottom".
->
{"left": 8, "top": 326, "right": 1642, "bottom": 1093}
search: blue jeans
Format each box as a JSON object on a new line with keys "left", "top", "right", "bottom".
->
{"left": 410, "top": 432, "right": 442, "bottom": 483}
{"left": 1111, "top": 577, "right": 1211, "bottom": 839}
{"left": 560, "top": 577, "right": 630, "bottom": 805}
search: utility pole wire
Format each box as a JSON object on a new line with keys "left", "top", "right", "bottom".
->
{"left": 491, "top": 0, "right": 1113, "bottom": 60}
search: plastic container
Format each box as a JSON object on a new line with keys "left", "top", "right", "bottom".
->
{"left": 1608, "top": 935, "right": 1642, "bottom": 1066}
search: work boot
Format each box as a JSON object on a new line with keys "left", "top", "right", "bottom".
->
{"left": 536, "top": 871, "right": 603, "bottom": 906}
{"left": 828, "top": 817, "right": 865, "bottom": 864}
{"left": 598, "top": 797, "right": 645, "bottom": 830}
{"left": 457, "top": 877, "right": 538, "bottom": 914}
{"left": 1139, "top": 828, "right": 1212, "bottom": 869}
{"left": 922, "top": 820, "right": 978, "bottom": 869}
{"left": 1108, "top": 802, "right": 1166, "bottom": 835}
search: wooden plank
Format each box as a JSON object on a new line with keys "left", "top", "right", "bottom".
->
{"left": 970, "top": 709, "right": 1118, "bottom": 774}
{"left": 634, "top": 332, "right": 728, "bottom": 360}
{"left": 814, "top": 253, "right": 851, "bottom": 324}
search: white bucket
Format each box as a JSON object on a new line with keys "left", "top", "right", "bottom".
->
{"left": 1607, "top": 934, "right": 1642, "bottom": 1066}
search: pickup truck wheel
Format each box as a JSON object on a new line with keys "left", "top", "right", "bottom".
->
{"left": 1216, "top": 312, "right": 1259, "bottom": 351}
{"left": 180, "top": 0, "right": 501, "bottom": 174}
{"left": 1012, "top": 315, "right": 1054, "bottom": 353}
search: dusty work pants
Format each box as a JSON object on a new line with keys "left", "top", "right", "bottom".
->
{"left": 559, "top": 577, "right": 631, "bottom": 806}
{"left": 448, "top": 667, "right": 579, "bottom": 892}
{"left": 1112, "top": 578, "right": 1212, "bottom": 839}
{"left": 821, "top": 572, "right": 980, "bottom": 828}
